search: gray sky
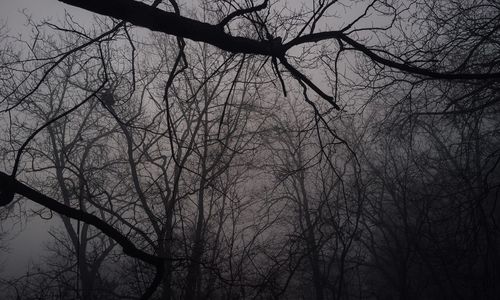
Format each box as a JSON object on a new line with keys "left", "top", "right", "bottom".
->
{"left": 0, "top": 0, "right": 94, "bottom": 36}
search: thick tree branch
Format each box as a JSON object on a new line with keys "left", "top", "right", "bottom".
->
{"left": 59, "top": 0, "right": 500, "bottom": 82}
{"left": 0, "top": 171, "right": 164, "bottom": 299}
{"left": 59, "top": 0, "right": 282, "bottom": 56}
{"left": 0, "top": 172, "right": 161, "bottom": 265}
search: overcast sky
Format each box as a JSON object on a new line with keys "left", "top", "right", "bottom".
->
{"left": 0, "top": 0, "right": 94, "bottom": 36}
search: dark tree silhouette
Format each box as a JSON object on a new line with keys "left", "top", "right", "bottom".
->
{"left": 1, "top": 1, "right": 500, "bottom": 299}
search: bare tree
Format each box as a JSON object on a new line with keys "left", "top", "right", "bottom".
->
{"left": 1, "top": 1, "right": 500, "bottom": 299}
{"left": 260, "top": 98, "right": 364, "bottom": 300}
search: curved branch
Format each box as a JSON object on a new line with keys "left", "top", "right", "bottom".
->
{"left": 219, "top": 0, "right": 268, "bottom": 28}
{"left": 285, "top": 31, "right": 500, "bottom": 80}
{"left": 280, "top": 56, "right": 340, "bottom": 110}
{"left": 12, "top": 85, "right": 104, "bottom": 177}
{"left": 60, "top": 0, "right": 500, "bottom": 81}
{"left": 0, "top": 171, "right": 165, "bottom": 299}
{"left": 1, "top": 22, "right": 124, "bottom": 113}
{"left": 59, "top": 0, "right": 280, "bottom": 56}
{"left": 0, "top": 171, "right": 161, "bottom": 265}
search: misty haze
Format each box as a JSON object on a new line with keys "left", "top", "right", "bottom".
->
{"left": 0, "top": 0, "right": 499, "bottom": 299}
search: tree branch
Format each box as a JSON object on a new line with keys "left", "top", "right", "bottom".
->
{"left": 59, "top": 0, "right": 281, "bottom": 56}
{"left": 285, "top": 31, "right": 500, "bottom": 80}
{"left": 0, "top": 170, "right": 164, "bottom": 299}
{"left": 0, "top": 172, "right": 161, "bottom": 265}
{"left": 219, "top": 0, "right": 268, "bottom": 28}
{"left": 60, "top": 0, "right": 500, "bottom": 81}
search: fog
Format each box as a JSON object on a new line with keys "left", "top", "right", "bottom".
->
{"left": 0, "top": 1, "right": 499, "bottom": 299}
